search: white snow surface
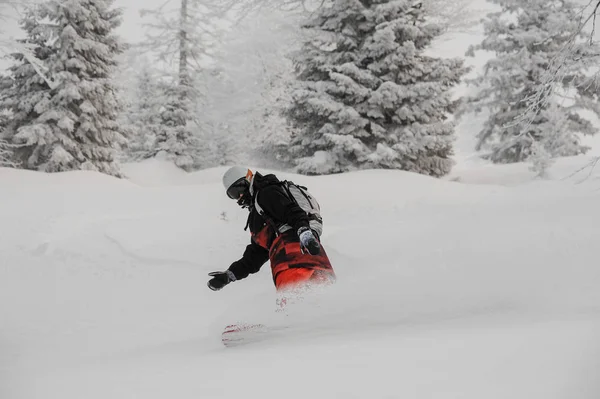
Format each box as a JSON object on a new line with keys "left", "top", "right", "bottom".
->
{"left": 2, "top": 157, "right": 600, "bottom": 399}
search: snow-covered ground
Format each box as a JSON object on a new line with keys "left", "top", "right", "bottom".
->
{"left": 2, "top": 156, "right": 600, "bottom": 399}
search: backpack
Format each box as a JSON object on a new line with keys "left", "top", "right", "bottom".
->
{"left": 254, "top": 180, "right": 323, "bottom": 237}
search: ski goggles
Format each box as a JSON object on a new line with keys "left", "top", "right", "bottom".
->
{"left": 226, "top": 177, "right": 250, "bottom": 200}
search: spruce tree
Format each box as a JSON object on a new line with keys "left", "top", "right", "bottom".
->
{"left": 286, "top": 0, "right": 466, "bottom": 176}
{"left": 466, "top": 0, "right": 600, "bottom": 164}
{"left": 0, "top": 8, "right": 54, "bottom": 168}
{"left": 0, "top": 0, "right": 126, "bottom": 176}
{"left": 125, "top": 64, "right": 163, "bottom": 161}
{"left": 0, "top": 139, "right": 14, "bottom": 167}
{"left": 154, "top": 84, "right": 201, "bottom": 170}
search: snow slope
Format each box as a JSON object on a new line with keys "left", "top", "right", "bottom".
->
{"left": 2, "top": 157, "right": 600, "bottom": 399}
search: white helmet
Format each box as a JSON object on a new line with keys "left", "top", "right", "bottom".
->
{"left": 222, "top": 165, "right": 253, "bottom": 202}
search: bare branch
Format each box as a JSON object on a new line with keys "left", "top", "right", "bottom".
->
{"left": 561, "top": 156, "right": 600, "bottom": 183}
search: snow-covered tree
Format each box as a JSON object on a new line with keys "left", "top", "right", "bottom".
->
{"left": 518, "top": 0, "right": 600, "bottom": 176}
{"left": 0, "top": 0, "right": 56, "bottom": 93}
{"left": 0, "top": 7, "right": 53, "bottom": 167}
{"left": 466, "top": 0, "right": 600, "bottom": 164}
{"left": 139, "top": 0, "right": 227, "bottom": 170}
{"left": 527, "top": 102, "right": 572, "bottom": 177}
{"left": 214, "top": 0, "right": 477, "bottom": 170}
{"left": 250, "top": 62, "right": 298, "bottom": 169}
{"left": 421, "top": 0, "right": 483, "bottom": 33}
{"left": 286, "top": 0, "right": 466, "bottom": 176}
{"left": 0, "top": 131, "right": 16, "bottom": 167}
{"left": 123, "top": 62, "right": 164, "bottom": 161}
{"left": 229, "top": 0, "right": 328, "bottom": 13}
{"left": 0, "top": 0, "right": 126, "bottom": 176}
{"left": 0, "top": 111, "right": 10, "bottom": 166}
{"left": 200, "top": 7, "right": 302, "bottom": 169}
{"left": 152, "top": 83, "right": 204, "bottom": 170}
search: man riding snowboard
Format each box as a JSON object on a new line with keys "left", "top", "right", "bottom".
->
{"left": 207, "top": 166, "right": 336, "bottom": 295}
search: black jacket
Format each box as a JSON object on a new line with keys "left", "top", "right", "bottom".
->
{"left": 228, "top": 173, "right": 310, "bottom": 281}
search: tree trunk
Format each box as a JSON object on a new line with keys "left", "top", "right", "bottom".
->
{"left": 179, "top": 0, "right": 189, "bottom": 103}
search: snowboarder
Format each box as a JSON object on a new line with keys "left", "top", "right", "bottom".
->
{"left": 207, "top": 166, "right": 336, "bottom": 295}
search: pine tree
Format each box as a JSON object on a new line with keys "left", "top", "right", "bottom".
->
{"left": 466, "top": 0, "right": 600, "bottom": 164}
{"left": 286, "top": 0, "right": 466, "bottom": 176}
{"left": 0, "top": 0, "right": 126, "bottom": 176}
{"left": 125, "top": 63, "right": 164, "bottom": 161}
{"left": 0, "top": 138, "right": 15, "bottom": 167}
{"left": 207, "top": 7, "right": 300, "bottom": 168}
{"left": 0, "top": 110, "right": 12, "bottom": 166}
{"left": 153, "top": 83, "right": 202, "bottom": 170}
{"left": 0, "top": 8, "right": 54, "bottom": 167}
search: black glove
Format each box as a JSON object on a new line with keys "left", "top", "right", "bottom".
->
{"left": 207, "top": 270, "right": 236, "bottom": 291}
{"left": 298, "top": 226, "right": 321, "bottom": 255}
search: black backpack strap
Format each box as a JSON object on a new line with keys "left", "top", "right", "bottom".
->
{"left": 253, "top": 191, "right": 283, "bottom": 237}
{"left": 244, "top": 212, "right": 251, "bottom": 231}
